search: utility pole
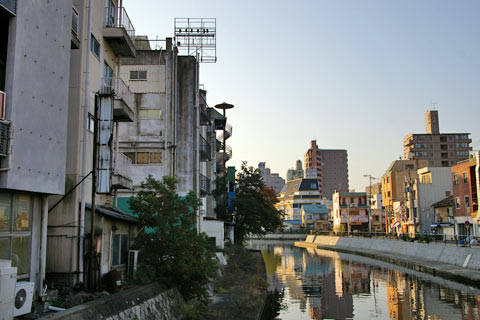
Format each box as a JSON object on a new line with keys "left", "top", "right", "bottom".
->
{"left": 407, "top": 169, "right": 416, "bottom": 238}
{"left": 364, "top": 174, "right": 378, "bottom": 234}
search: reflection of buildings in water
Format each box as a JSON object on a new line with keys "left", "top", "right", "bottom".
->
{"left": 436, "top": 287, "right": 480, "bottom": 320}
{"left": 334, "top": 259, "right": 371, "bottom": 295}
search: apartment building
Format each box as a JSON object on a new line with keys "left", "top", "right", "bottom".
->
{"left": 332, "top": 192, "right": 369, "bottom": 233}
{"left": 0, "top": 0, "right": 73, "bottom": 299}
{"left": 286, "top": 160, "right": 304, "bottom": 181}
{"left": 304, "top": 140, "right": 348, "bottom": 199}
{"left": 47, "top": 0, "right": 139, "bottom": 288}
{"left": 276, "top": 178, "right": 321, "bottom": 221}
{"left": 365, "top": 183, "right": 385, "bottom": 232}
{"left": 403, "top": 110, "right": 472, "bottom": 167}
{"left": 258, "top": 162, "right": 285, "bottom": 195}
{"left": 382, "top": 159, "right": 428, "bottom": 233}
{"left": 451, "top": 155, "right": 479, "bottom": 237}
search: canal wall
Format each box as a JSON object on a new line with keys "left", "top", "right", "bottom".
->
{"left": 249, "top": 233, "right": 308, "bottom": 240}
{"left": 296, "top": 235, "right": 480, "bottom": 286}
{"left": 40, "top": 283, "right": 183, "bottom": 320}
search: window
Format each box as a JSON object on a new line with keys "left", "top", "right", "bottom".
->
{"left": 440, "top": 144, "right": 448, "bottom": 150}
{"left": 130, "top": 70, "right": 147, "bottom": 80}
{"left": 138, "top": 109, "right": 162, "bottom": 120}
{"left": 310, "top": 183, "right": 317, "bottom": 189}
{"left": 453, "top": 174, "right": 459, "bottom": 185}
{"left": 456, "top": 134, "right": 469, "bottom": 140}
{"left": 88, "top": 113, "right": 95, "bottom": 133}
{"left": 463, "top": 172, "right": 468, "bottom": 184}
{"left": 455, "top": 197, "right": 461, "bottom": 209}
{"left": 0, "top": 193, "right": 32, "bottom": 276}
{"left": 405, "top": 164, "right": 414, "bottom": 170}
{"left": 414, "top": 152, "right": 427, "bottom": 157}
{"left": 457, "top": 151, "right": 469, "bottom": 157}
{"left": 420, "top": 173, "right": 432, "bottom": 184}
{"left": 456, "top": 143, "right": 469, "bottom": 148}
{"left": 441, "top": 161, "right": 449, "bottom": 167}
{"left": 112, "top": 234, "right": 128, "bottom": 266}
{"left": 105, "top": 0, "right": 115, "bottom": 26}
{"left": 123, "top": 152, "right": 163, "bottom": 165}
{"left": 465, "top": 195, "right": 470, "bottom": 208}
{"left": 414, "top": 144, "right": 426, "bottom": 149}
{"left": 440, "top": 136, "right": 447, "bottom": 142}
{"left": 91, "top": 34, "right": 100, "bottom": 59}
{"left": 441, "top": 152, "right": 448, "bottom": 159}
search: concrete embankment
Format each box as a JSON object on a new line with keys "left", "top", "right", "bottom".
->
{"left": 295, "top": 235, "right": 480, "bottom": 287}
{"left": 249, "top": 233, "right": 309, "bottom": 240}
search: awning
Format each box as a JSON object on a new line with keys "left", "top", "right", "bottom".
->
{"left": 85, "top": 203, "right": 139, "bottom": 224}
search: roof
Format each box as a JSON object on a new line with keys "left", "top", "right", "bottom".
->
{"left": 432, "top": 196, "right": 454, "bottom": 208}
{"left": 279, "top": 178, "right": 319, "bottom": 198}
{"left": 283, "top": 219, "right": 301, "bottom": 225}
{"left": 86, "top": 203, "right": 140, "bottom": 224}
{"left": 302, "top": 204, "right": 328, "bottom": 214}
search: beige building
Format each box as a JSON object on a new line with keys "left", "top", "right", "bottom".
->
{"left": 403, "top": 110, "right": 471, "bottom": 167}
{"left": 304, "top": 140, "right": 348, "bottom": 199}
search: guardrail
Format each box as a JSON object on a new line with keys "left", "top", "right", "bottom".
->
{"left": 105, "top": 6, "right": 135, "bottom": 37}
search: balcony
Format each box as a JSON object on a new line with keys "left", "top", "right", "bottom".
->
{"left": 208, "top": 108, "right": 226, "bottom": 130}
{"left": 111, "top": 153, "right": 133, "bottom": 190}
{"left": 199, "top": 94, "right": 210, "bottom": 125}
{"left": 101, "top": 77, "right": 134, "bottom": 122}
{"left": 217, "top": 123, "right": 232, "bottom": 141}
{"left": 103, "top": 6, "right": 136, "bottom": 57}
{"left": 340, "top": 203, "right": 368, "bottom": 209}
{"left": 340, "top": 214, "right": 369, "bottom": 224}
{"left": 200, "top": 174, "right": 210, "bottom": 195}
{"left": 200, "top": 136, "right": 211, "bottom": 161}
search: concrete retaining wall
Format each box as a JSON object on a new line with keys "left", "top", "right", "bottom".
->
{"left": 41, "top": 283, "right": 183, "bottom": 320}
{"left": 249, "top": 234, "right": 309, "bottom": 240}
{"left": 297, "top": 236, "right": 480, "bottom": 270}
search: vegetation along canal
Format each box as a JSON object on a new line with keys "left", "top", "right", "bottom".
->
{"left": 249, "top": 240, "right": 480, "bottom": 320}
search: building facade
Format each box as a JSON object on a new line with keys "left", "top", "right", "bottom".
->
{"left": 332, "top": 192, "right": 369, "bottom": 233}
{"left": 276, "top": 178, "right": 321, "bottom": 221}
{"left": 286, "top": 160, "right": 304, "bottom": 181}
{"left": 258, "top": 162, "right": 285, "bottom": 195}
{"left": 304, "top": 140, "right": 348, "bottom": 199}
{"left": 403, "top": 110, "right": 472, "bottom": 167}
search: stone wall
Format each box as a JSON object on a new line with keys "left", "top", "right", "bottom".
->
{"left": 41, "top": 283, "right": 183, "bottom": 320}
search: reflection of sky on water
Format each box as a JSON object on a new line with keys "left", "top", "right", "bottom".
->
{"left": 254, "top": 242, "right": 480, "bottom": 320}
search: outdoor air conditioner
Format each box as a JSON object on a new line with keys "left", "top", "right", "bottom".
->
{"left": 13, "top": 282, "right": 34, "bottom": 317}
{"left": 128, "top": 250, "right": 139, "bottom": 278}
{"left": 0, "top": 260, "right": 17, "bottom": 320}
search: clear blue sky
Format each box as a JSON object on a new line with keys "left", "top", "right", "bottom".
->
{"left": 127, "top": 0, "right": 480, "bottom": 191}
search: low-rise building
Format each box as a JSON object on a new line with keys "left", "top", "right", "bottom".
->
{"left": 301, "top": 204, "right": 329, "bottom": 231}
{"left": 258, "top": 162, "right": 285, "bottom": 195}
{"left": 276, "top": 178, "right": 321, "bottom": 221}
{"left": 332, "top": 192, "right": 369, "bottom": 233}
{"left": 431, "top": 196, "right": 455, "bottom": 238}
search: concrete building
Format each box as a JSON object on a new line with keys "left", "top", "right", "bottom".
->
{"left": 276, "top": 178, "right": 321, "bottom": 221}
{"left": 432, "top": 196, "right": 454, "bottom": 237}
{"left": 404, "top": 167, "right": 453, "bottom": 234}
{"left": 403, "top": 110, "right": 472, "bottom": 167}
{"left": 381, "top": 159, "right": 428, "bottom": 233}
{"left": 304, "top": 140, "right": 349, "bottom": 199}
{"left": 366, "top": 183, "right": 385, "bottom": 233}
{"left": 0, "top": 0, "right": 74, "bottom": 299}
{"left": 286, "top": 159, "right": 304, "bottom": 181}
{"left": 332, "top": 192, "right": 369, "bottom": 233}
{"left": 301, "top": 204, "right": 329, "bottom": 231}
{"left": 451, "top": 156, "right": 479, "bottom": 237}
{"left": 258, "top": 162, "right": 285, "bottom": 195}
{"left": 46, "top": 0, "right": 140, "bottom": 288}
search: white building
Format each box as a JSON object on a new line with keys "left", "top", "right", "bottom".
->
{"left": 332, "top": 192, "right": 369, "bottom": 233}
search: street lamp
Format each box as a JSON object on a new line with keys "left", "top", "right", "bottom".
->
{"left": 214, "top": 102, "right": 234, "bottom": 219}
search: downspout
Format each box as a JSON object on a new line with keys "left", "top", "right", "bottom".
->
{"left": 173, "top": 46, "right": 178, "bottom": 176}
{"left": 195, "top": 55, "right": 200, "bottom": 233}
{"left": 39, "top": 195, "right": 49, "bottom": 296}
{"left": 79, "top": 0, "right": 93, "bottom": 284}
{"left": 114, "top": 56, "right": 120, "bottom": 208}
{"left": 164, "top": 40, "right": 171, "bottom": 155}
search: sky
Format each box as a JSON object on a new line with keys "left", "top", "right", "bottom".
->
{"left": 126, "top": 0, "right": 480, "bottom": 192}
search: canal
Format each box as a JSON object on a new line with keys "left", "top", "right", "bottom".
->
{"left": 248, "top": 240, "right": 480, "bottom": 320}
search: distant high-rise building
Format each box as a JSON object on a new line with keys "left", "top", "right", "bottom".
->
{"left": 286, "top": 159, "right": 304, "bottom": 181}
{"left": 304, "top": 140, "right": 349, "bottom": 199}
{"left": 403, "top": 110, "right": 472, "bottom": 167}
{"left": 258, "top": 162, "right": 285, "bottom": 195}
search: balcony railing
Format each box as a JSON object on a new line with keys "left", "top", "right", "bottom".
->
{"left": 101, "top": 77, "right": 134, "bottom": 121}
{"left": 200, "top": 136, "right": 211, "bottom": 161}
{"left": 112, "top": 152, "right": 133, "bottom": 190}
{"left": 340, "top": 215, "right": 369, "bottom": 224}
{"left": 200, "top": 174, "right": 210, "bottom": 194}
{"left": 105, "top": 6, "right": 135, "bottom": 37}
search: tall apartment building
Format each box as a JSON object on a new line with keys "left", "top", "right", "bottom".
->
{"left": 304, "top": 140, "right": 348, "bottom": 199}
{"left": 0, "top": 0, "right": 73, "bottom": 299}
{"left": 258, "top": 162, "right": 285, "bottom": 195}
{"left": 403, "top": 110, "right": 472, "bottom": 167}
{"left": 286, "top": 159, "right": 304, "bottom": 181}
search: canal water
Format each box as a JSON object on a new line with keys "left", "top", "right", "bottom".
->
{"left": 248, "top": 240, "right": 480, "bottom": 320}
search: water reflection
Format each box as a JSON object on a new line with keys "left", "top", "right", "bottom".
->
{"left": 258, "top": 244, "right": 480, "bottom": 320}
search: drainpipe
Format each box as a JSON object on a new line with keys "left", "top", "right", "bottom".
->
{"left": 79, "top": 0, "right": 93, "bottom": 284}
{"left": 164, "top": 39, "right": 171, "bottom": 155}
{"left": 195, "top": 55, "right": 200, "bottom": 233}
{"left": 39, "top": 195, "right": 48, "bottom": 297}
{"left": 173, "top": 46, "right": 178, "bottom": 176}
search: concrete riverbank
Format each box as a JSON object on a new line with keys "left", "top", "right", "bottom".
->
{"left": 295, "top": 235, "right": 480, "bottom": 287}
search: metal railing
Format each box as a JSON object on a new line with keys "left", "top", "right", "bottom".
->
{"left": 200, "top": 136, "right": 211, "bottom": 160}
{"left": 105, "top": 6, "right": 135, "bottom": 38}
{"left": 134, "top": 38, "right": 166, "bottom": 51}
{"left": 100, "top": 77, "right": 134, "bottom": 108}
{"left": 114, "top": 152, "right": 132, "bottom": 178}
{"left": 200, "top": 174, "right": 210, "bottom": 193}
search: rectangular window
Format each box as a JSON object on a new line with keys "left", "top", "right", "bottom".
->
{"left": 0, "top": 192, "right": 32, "bottom": 276}
{"left": 112, "top": 234, "right": 129, "bottom": 266}
{"left": 136, "top": 152, "right": 149, "bottom": 164}
{"left": 457, "top": 151, "right": 469, "bottom": 156}
{"left": 456, "top": 134, "right": 469, "bottom": 140}
{"left": 455, "top": 197, "right": 461, "bottom": 209}
{"left": 149, "top": 152, "right": 162, "bottom": 164}
{"left": 456, "top": 143, "right": 469, "bottom": 148}
{"left": 91, "top": 34, "right": 100, "bottom": 59}
{"left": 88, "top": 113, "right": 95, "bottom": 133}
{"left": 414, "top": 144, "right": 426, "bottom": 149}
{"left": 463, "top": 172, "right": 468, "bottom": 184}
{"left": 440, "top": 144, "right": 448, "bottom": 150}
{"left": 414, "top": 152, "right": 427, "bottom": 157}
{"left": 130, "top": 70, "right": 147, "bottom": 80}
{"left": 453, "top": 174, "right": 459, "bottom": 185}
{"left": 440, "top": 136, "right": 447, "bottom": 142}
{"left": 465, "top": 195, "right": 471, "bottom": 208}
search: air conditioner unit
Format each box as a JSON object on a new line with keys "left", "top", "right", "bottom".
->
{"left": 128, "top": 250, "right": 139, "bottom": 278}
{"left": 0, "top": 91, "right": 5, "bottom": 120}
{"left": 13, "top": 282, "right": 34, "bottom": 317}
{"left": 0, "top": 260, "right": 17, "bottom": 319}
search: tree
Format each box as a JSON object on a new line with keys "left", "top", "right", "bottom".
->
{"left": 128, "top": 175, "right": 218, "bottom": 302}
{"left": 234, "top": 162, "right": 283, "bottom": 243}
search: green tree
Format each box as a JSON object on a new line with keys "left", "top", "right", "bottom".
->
{"left": 234, "top": 162, "right": 283, "bottom": 243}
{"left": 128, "top": 175, "right": 218, "bottom": 302}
